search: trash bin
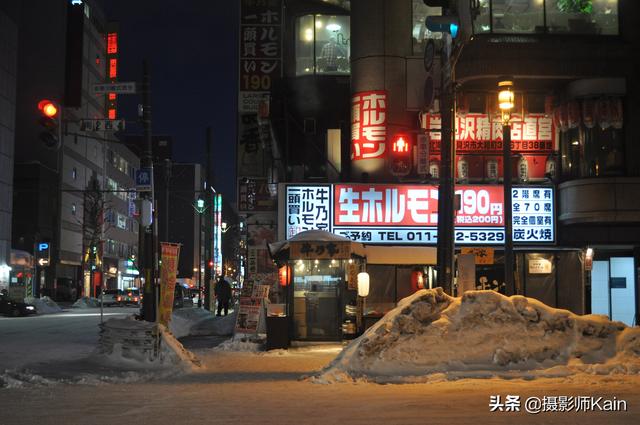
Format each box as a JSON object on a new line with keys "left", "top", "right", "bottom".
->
{"left": 266, "top": 316, "right": 290, "bottom": 350}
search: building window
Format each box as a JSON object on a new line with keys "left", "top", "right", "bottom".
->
{"left": 71, "top": 203, "right": 77, "bottom": 216}
{"left": 295, "top": 15, "right": 350, "bottom": 76}
{"left": 473, "top": 0, "right": 618, "bottom": 35}
{"left": 72, "top": 167, "right": 77, "bottom": 180}
{"left": 412, "top": 0, "right": 442, "bottom": 55}
{"left": 558, "top": 98, "right": 625, "bottom": 180}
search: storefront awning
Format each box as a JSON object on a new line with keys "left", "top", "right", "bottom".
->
{"left": 364, "top": 245, "right": 437, "bottom": 265}
{"left": 268, "top": 230, "right": 366, "bottom": 262}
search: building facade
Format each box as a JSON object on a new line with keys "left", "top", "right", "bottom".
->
{"left": 12, "top": 0, "right": 138, "bottom": 299}
{"left": 0, "top": 4, "right": 18, "bottom": 290}
{"left": 244, "top": 0, "right": 639, "bottom": 340}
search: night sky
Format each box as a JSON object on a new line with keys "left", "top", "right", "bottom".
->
{"left": 99, "top": 1, "right": 239, "bottom": 202}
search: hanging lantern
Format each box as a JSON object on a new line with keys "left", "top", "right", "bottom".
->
{"left": 485, "top": 158, "right": 498, "bottom": 182}
{"left": 429, "top": 159, "right": 439, "bottom": 179}
{"left": 456, "top": 156, "right": 469, "bottom": 182}
{"left": 610, "top": 98, "right": 623, "bottom": 129}
{"left": 518, "top": 155, "right": 529, "bottom": 183}
{"left": 278, "top": 265, "right": 290, "bottom": 287}
{"left": 357, "top": 272, "right": 370, "bottom": 297}
{"left": 544, "top": 95, "right": 555, "bottom": 117}
{"left": 582, "top": 99, "right": 596, "bottom": 129}
{"left": 411, "top": 270, "right": 424, "bottom": 292}
{"left": 545, "top": 154, "right": 557, "bottom": 180}
{"left": 567, "top": 101, "right": 581, "bottom": 129}
{"left": 596, "top": 98, "right": 611, "bottom": 130}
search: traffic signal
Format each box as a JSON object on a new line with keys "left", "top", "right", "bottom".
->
{"left": 208, "top": 260, "right": 214, "bottom": 269}
{"left": 37, "top": 99, "right": 61, "bottom": 149}
{"left": 425, "top": 15, "right": 459, "bottom": 38}
{"left": 390, "top": 133, "right": 413, "bottom": 176}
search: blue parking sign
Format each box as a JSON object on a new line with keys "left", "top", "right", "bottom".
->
{"left": 135, "top": 168, "right": 152, "bottom": 191}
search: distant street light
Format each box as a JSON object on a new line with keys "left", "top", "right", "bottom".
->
{"left": 498, "top": 78, "right": 515, "bottom": 295}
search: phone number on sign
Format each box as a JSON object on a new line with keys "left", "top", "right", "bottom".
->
{"left": 334, "top": 228, "right": 506, "bottom": 245}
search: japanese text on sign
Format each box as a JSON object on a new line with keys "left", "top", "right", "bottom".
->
{"left": 240, "top": 0, "right": 282, "bottom": 92}
{"left": 351, "top": 91, "right": 387, "bottom": 160}
{"left": 283, "top": 184, "right": 555, "bottom": 245}
{"left": 422, "top": 113, "right": 555, "bottom": 153}
{"left": 286, "top": 185, "right": 331, "bottom": 238}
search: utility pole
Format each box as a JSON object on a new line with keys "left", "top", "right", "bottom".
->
{"left": 140, "top": 60, "right": 156, "bottom": 322}
{"left": 203, "top": 126, "right": 212, "bottom": 310}
{"left": 436, "top": 34, "right": 456, "bottom": 295}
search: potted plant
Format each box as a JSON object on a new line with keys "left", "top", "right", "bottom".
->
{"left": 557, "top": 0, "right": 596, "bottom": 33}
{"left": 556, "top": 0, "right": 593, "bottom": 14}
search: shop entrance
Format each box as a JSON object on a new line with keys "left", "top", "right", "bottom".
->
{"left": 592, "top": 257, "right": 636, "bottom": 326}
{"left": 292, "top": 259, "right": 342, "bottom": 340}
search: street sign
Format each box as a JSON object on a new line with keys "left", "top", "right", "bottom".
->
{"left": 36, "top": 242, "right": 50, "bottom": 266}
{"left": 135, "top": 168, "right": 152, "bottom": 192}
{"left": 79, "top": 119, "right": 125, "bottom": 132}
{"left": 92, "top": 82, "right": 137, "bottom": 95}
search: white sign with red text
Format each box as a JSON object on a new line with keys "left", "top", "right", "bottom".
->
{"left": 283, "top": 184, "right": 554, "bottom": 245}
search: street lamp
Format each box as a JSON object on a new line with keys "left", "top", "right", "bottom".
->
{"left": 193, "top": 195, "right": 207, "bottom": 307}
{"left": 498, "top": 78, "right": 515, "bottom": 296}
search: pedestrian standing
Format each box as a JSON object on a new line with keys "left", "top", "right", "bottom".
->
{"left": 214, "top": 275, "right": 232, "bottom": 316}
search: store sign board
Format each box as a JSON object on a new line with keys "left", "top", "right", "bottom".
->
{"left": 351, "top": 91, "right": 387, "bottom": 160}
{"left": 461, "top": 247, "right": 494, "bottom": 265}
{"left": 528, "top": 258, "right": 553, "bottom": 274}
{"left": 289, "top": 241, "right": 351, "bottom": 260}
{"left": 421, "top": 113, "right": 555, "bottom": 153}
{"left": 284, "top": 184, "right": 554, "bottom": 245}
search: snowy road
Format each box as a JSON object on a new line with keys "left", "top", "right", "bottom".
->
{"left": 0, "top": 307, "right": 138, "bottom": 370}
{"left": 1, "top": 346, "right": 639, "bottom": 425}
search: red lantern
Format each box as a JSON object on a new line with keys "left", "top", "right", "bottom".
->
{"left": 582, "top": 99, "right": 596, "bottom": 129}
{"left": 278, "top": 265, "right": 290, "bottom": 287}
{"left": 610, "top": 98, "right": 623, "bottom": 129}
{"left": 567, "top": 101, "right": 581, "bottom": 129}
{"left": 596, "top": 98, "right": 611, "bottom": 130}
{"left": 411, "top": 270, "right": 424, "bottom": 292}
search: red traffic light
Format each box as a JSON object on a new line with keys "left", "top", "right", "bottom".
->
{"left": 208, "top": 260, "right": 214, "bottom": 268}
{"left": 38, "top": 100, "right": 58, "bottom": 118}
{"left": 390, "top": 133, "right": 412, "bottom": 176}
{"left": 392, "top": 135, "right": 410, "bottom": 153}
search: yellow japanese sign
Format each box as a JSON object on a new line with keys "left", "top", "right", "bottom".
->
{"left": 461, "top": 247, "right": 494, "bottom": 265}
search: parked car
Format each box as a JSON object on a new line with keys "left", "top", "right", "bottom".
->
{"left": 100, "top": 289, "right": 123, "bottom": 307}
{"left": 122, "top": 288, "right": 141, "bottom": 306}
{"left": 0, "top": 290, "right": 37, "bottom": 317}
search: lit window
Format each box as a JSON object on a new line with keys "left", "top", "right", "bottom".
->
{"left": 295, "top": 15, "right": 350, "bottom": 76}
{"left": 72, "top": 167, "right": 77, "bottom": 180}
{"left": 71, "top": 203, "right": 77, "bottom": 215}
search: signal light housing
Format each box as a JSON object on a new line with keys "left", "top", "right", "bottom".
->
{"left": 37, "top": 99, "right": 61, "bottom": 149}
{"left": 389, "top": 133, "right": 413, "bottom": 176}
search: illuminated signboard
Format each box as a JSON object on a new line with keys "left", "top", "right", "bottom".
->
{"left": 284, "top": 184, "right": 554, "bottom": 245}
{"left": 351, "top": 91, "right": 387, "bottom": 160}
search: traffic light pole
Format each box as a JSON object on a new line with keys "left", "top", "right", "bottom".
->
{"left": 436, "top": 35, "right": 465, "bottom": 295}
{"left": 140, "top": 60, "right": 157, "bottom": 322}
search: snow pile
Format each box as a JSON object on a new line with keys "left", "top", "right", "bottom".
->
{"left": 316, "top": 288, "right": 640, "bottom": 383}
{"left": 24, "top": 296, "right": 62, "bottom": 314}
{"left": 99, "top": 316, "right": 201, "bottom": 371}
{"left": 72, "top": 297, "right": 100, "bottom": 308}
{"left": 214, "top": 337, "right": 264, "bottom": 352}
{"left": 169, "top": 307, "right": 237, "bottom": 338}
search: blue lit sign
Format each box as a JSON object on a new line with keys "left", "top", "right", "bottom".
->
{"left": 38, "top": 243, "right": 49, "bottom": 251}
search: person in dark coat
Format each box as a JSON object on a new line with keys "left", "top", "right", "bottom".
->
{"left": 214, "top": 276, "right": 232, "bottom": 316}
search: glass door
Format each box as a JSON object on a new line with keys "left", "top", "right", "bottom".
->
{"left": 291, "top": 259, "right": 342, "bottom": 340}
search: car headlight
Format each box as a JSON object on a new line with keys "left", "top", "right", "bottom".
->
{"left": 26, "top": 306, "right": 35, "bottom": 310}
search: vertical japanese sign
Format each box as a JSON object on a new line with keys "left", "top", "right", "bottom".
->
{"left": 159, "top": 243, "right": 180, "bottom": 326}
{"left": 285, "top": 185, "right": 332, "bottom": 238}
{"left": 239, "top": 0, "right": 282, "bottom": 110}
{"left": 351, "top": 91, "right": 387, "bottom": 160}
